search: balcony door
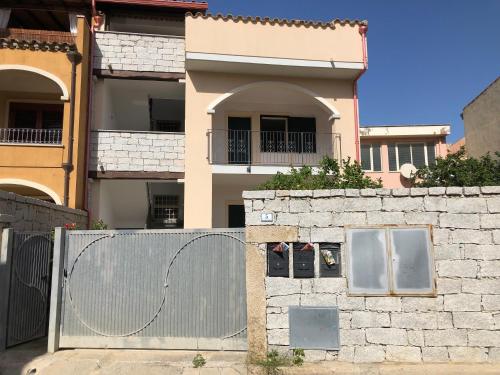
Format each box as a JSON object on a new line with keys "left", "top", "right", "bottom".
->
{"left": 228, "top": 117, "right": 251, "bottom": 164}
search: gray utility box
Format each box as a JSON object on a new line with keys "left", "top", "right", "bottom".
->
{"left": 293, "top": 242, "right": 314, "bottom": 278}
{"left": 289, "top": 306, "right": 340, "bottom": 350}
{"left": 267, "top": 242, "right": 289, "bottom": 277}
{"left": 319, "top": 243, "right": 341, "bottom": 278}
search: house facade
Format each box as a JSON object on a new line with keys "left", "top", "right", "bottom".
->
{"left": 0, "top": 1, "right": 90, "bottom": 209}
{"left": 360, "top": 125, "right": 450, "bottom": 188}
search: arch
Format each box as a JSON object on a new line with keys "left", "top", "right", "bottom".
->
{"left": 0, "top": 178, "right": 62, "bottom": 205}
{"left": 206, "top": 81, "right": 341, "bottom": 120}
{"left": 0, "top": 64, "right": 69, "bottom": 101}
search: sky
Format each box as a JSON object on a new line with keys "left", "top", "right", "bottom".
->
{"left": 205, "top": 0, "right": 500, "bottom": 143}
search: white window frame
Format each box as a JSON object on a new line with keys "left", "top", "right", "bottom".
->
{"left": 345, "top": 225, "right": 436, "bottom": 297}
{"left": 394, "top": 142, "right": 428, "bottom": 171}
{"left": 361, "top": 143, "right": 381, "bottom": 172}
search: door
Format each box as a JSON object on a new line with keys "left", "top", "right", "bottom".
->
{"left": 228, "top": 205, "right": 245, "bottom": 228}
{"left": 228, "top": 117, "right": 251, "bottom": 164}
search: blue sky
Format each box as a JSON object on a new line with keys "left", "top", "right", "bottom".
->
{"left": 205, "top": 0, "right": 500, "bottom": 143}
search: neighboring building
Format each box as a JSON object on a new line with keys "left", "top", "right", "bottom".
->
{"left": 448, "top": 137, "right": 465, "bottom": 154}
{"left": 462, "top": 76, "right": 500, "bottom": 159}
{"left": 0, "top": 1, "right": 91, "bottom": 208}
{"left": 360, "top": 125, "right": 450, "bottom": 188}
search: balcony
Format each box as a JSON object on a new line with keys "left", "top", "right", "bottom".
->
{"left": 208, "top": 129, "right": 341, "bottom": 167}
{"left": 90, "top": 130, "right": 185, "bottom": 173}
{"left": 0, "top": 128, "right": 62, "bottom": 145}
{"left": 93, "top": 31, "right": 185, "bottom": 75}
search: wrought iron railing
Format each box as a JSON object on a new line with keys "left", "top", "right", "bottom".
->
{"left": 208, "top": 129, "right": 341, "bottom": 166}
{"left": 0, "top": 128, "right": 62, "bottom": 145}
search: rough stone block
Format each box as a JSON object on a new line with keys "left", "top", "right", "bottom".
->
{"left": 432, "top": 229, "right": 450, "bottom": 244}
{"left": 353, "top": 346, "right": 385, "bottom": 363}
{"left": 451, "top": 230, "right": 492, "bottom": 245}
{"left": 487, "top": 198, "right": 500, "bottom": 213}
{"left": 407, "top": 330, "right": 424, "bottom": 346}
{"left": 344, "top": 198, "right": 381, "bottom": 212}
{"left": 494, "top": 230, "right": 500, "bottom": 244}
{"left": 452, "top": 312, "right": 494, "bottom": 329}
{"left": 312, "top": 189, "right": 331, "bottom": 198}
{"left": 351, "top": 311, "right": 390, "bottom": 328}
{"left": 312, "top": 278, "right": 347, "bottom": 294}
{"left": 290, "top": 190, "right": 312, "bottom": 197}
{"left": 448, "top": 347, "right": 488, "bottom": 363}
{"left": 479, "top": 260, "right": 500, "bottom": 276}
{"left": 367, "top": 211, "right": 405, "bottom": 225}
{"left": 365, "top": 297, "right": 401, "bottom": 312}
{"left": 428, "top": 187, "right": 446, "bottom": 196}
{"left": 480, "top": 214, "right": 500, "bottom": 228}
{"left": 437, "top": 260, "right": 477, "bottom": 278}
{"left": 443, "top": 294, "right": 481, "bottom": 311}
{"left": 436, "top": 278, "right": 461, "bottom": 294}
{"left": 410, "top": 188, "right": 428, "bottom": 196}
{"left": 298, "top": 212, "right": 332, "bottom": 227}
{"left": 311, "top": 198, "right": 344, "bottom": 212}
{"left": 462, "top": 279, "right": 500, "bottom": 294}
{"left": 482, "top": 295, "right": 500, "bottom": 311}
{"left": 422, "top": 347, "right": 449, "bottom": 362}
{"left": 345, "top": 189, "right": 360, "bottom": 197}
{"left": 424, "top": 329, "right": 467, "bottom": 346}
{"left": 446, "top": 187, "right": 463, "bottom": 196}
{"left": 437, "top": 312, "right": 454, "bottom": 329}
{"left": 468, "top": 330, "right": 500, "bottom": 347}
{"left": 266, "top": 278, "right": 301, "bottom": 297}
{"left": 339, "top": 329, "right": 365, "bottom": 345}
{"left": 289, "top": 199, "right": 310, "bottom": 213}
{"left": 439, "top": 213, "right": 480, "bottom": 229}
{"left": 366, "top": 328, "right": 408, "bottom": 345}
{"left": 391, "top": 312, "right": 438, "bottom": 329}
{"left": 242, "top": 191, "right": 275, "bottom": 199}
{"left": 337, "top": 295, "right": 365, "bottom": 310}
{"left": 338, "top": 346, "right": 354, "bottom": 362}
{"left": 392, "top": 188, "right": 410, "bottom": 196}
{"left": 267, "top": 294, "right": 301, "bottom": 307}
{"left": 463, "top": 186, "right": 481, "bottom": 196}
{"left": 402, "top": 296, "right": 443, "bottom": 312}
{"left": 405, "top": 212, "right": 439, "bottom": 225}
{"left": 447, "top": 198, "right": 487, "bottom": 213}
{"left": 266, "top": 313, "right": 288, "bottom": 329}
{"left": 481, "top": 186, "right": 500, "bottom": 194}
{"left": 434, "top": 244, "right": 462, "bottom": 260}
{"left": 360, "top": 188, "right": 377, "bottom": 197}
{"left": 275, "top": 213, "right": 299, "bottom": 226}
{"left": 300, "top": 293, "right": 337, "bottom": 306}
{"left": 385, "top": 346, "right": 422, "bottom": 362}
{"left": 310, "top": 227, "right": 344, "bottom": 242}
{"left": 264, "top": 198, "right": 289, "bottom": 212}
{"left": 382, "top": 197, "right": 423, "bottom": 211}
{"left": 267, "top": 329, "right": 289, "bottom": 345}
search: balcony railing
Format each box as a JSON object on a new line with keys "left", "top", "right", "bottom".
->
{"left": 0, "top": 128, "right": 62, "bottom": 145}
{"left": 208, "top": 129, "right": 341, "bottom": 166}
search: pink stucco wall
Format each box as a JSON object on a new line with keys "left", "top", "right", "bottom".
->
{"left": 363, "top": 136, "right": 448, "bottom": 188}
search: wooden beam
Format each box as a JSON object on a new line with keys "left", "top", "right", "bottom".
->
{"left": 93, "top": 69, "right": 185, "bottom": 82}
{"left": 88, "top": 171, "right": 184, "bottom": 180}
{"left": 24, "top": 10, "right": 47, "bottom": 29}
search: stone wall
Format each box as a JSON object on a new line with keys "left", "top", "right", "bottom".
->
{"left": 90, "top": 130, "right": 185, "bottom": 172}
{"left": 0, "top": 190, "right": 87, "bottom": 232}
{"left": 94, "top": 31, "right": 185, "bottom": 73}
{"left": 244, "top": 187, "right": 500, "bottom": 363}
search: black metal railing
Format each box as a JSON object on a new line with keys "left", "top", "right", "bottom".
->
{"left": 208, "top": 129, "right": 341, "bottom": 166}
{"left": 0, "top": 128, "right": 62, "bottom": 145}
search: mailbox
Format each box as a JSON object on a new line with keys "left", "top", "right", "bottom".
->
{"left": 319, "top": 243, "right": 341, "bottom": 278}
{"left": 293, "top": 242, "right": 315, "bottom": 278}
{"left": 267, "top": 242, "right": 289, "bottom": 277}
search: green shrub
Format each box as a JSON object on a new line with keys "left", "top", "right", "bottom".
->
{"left": 192, "top": 353, "right": 206, "bottom": 368}
{"left": 91, "top": 219, "right": 108, "bottom": 230}
{"left": 256, "top": 156, "right": 382, "bottom": 190}
{"left": 412, "top": 148, "right": 500, "bottom": 187}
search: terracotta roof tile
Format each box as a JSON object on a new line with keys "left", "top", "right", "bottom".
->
{"left": 97, "top": 0, "right": 208, "bottom": 10}
{"left": 0, "top": 29, "right": 76, "bottom": 52}
{"left": 186, "top": 12, "right": 367, "bottom": 29}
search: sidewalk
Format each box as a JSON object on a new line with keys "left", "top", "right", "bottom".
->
{"left": 1, "top": 340, "right": 499, "bottom": 375}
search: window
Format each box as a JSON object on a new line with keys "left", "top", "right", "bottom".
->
{"left": 361, "top": 144, "right": 382, "bottom": 171}
{"left": 388, "top": 143, "right": 436, "bottom": 171}
{"left": 152, "top": 195, "right": 179, "bottom": 224}
{"left": 260, "top": 116, "right": 316, "bottom": 153}
{"left": 346, "top": 226, "right": 435, "bottom": 296}
{"left": 8, "top": 102, "right": 63, "bottom": 130}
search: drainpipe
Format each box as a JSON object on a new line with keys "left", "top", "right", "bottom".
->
{"left": 353, "top": 24, "right": 368, "bottom": 162}
{"left": 83, "top": 2, "right": 98, "bottom": 227}
{"left": 63, "top": 50, "right": 82, "bottom": 207}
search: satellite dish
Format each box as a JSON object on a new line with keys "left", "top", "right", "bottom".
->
{"left": 400, "top": 163, "right": 417, "bottom": 179}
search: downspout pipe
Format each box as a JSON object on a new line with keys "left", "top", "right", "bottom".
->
{"left": 63, "top": 50, "right": 82, "bottom": 207}
{"left": 353, "top": 24, "right": 368, "bottom": 162}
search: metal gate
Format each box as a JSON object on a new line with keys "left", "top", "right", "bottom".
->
{"left": 0, "top": 230, "right": 52, "bottom": 349}
{"left": 51, "top": 228, "right": 247, "bottom": 351}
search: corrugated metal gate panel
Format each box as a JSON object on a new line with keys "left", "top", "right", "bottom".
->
{"left": 59, "top": 229, "right": 247, "bottom": 350}
{"left": 7, "top": 232, "right": 52, "bottom": 347}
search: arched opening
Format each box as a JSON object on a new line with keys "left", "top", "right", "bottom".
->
{"left": 0, "top": 179, "right": 62, "bottom": 204}
{"left": 0, "top": 66, "right": 68, "bottom": 145}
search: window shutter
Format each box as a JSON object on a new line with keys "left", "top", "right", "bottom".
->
{"left": 398, "top": 144, "right": 412, "bottom": 167}
{"left": 388, "top": 144, "right": 397, "bottom": 171}
{"left": 427, "top": 142, "right": 436, "bottom": 165}
{"left": 360, "top": 144, "right": 372, "bottom": 170}
{"left": 411, "top": 143, "right": 426, "bottom": 168}
{"left": 372, "top": 144, "right": 382, "bottom": 171}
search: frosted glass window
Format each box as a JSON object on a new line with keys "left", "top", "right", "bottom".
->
{"left": 347, "top": 227, "right": 435, "bottom": 296}
{"left": 390, "top": 228, "right": 433, "bottom": 293}
{"left": 347, "top": 229, "right": 389, "bottom": 294}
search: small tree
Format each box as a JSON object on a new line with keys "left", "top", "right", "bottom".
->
{"left": 411, "top": 148, "right": 500, "bottom": 187}
{"left": 257, "top": 156, "right": 382, "bottom": 190}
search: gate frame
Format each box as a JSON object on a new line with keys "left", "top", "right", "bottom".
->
{"left": 47, "top": 227, "right": 65, "bottom": 353}
{"left": 0, "top": 228, "right": 14, "bottom": 351}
